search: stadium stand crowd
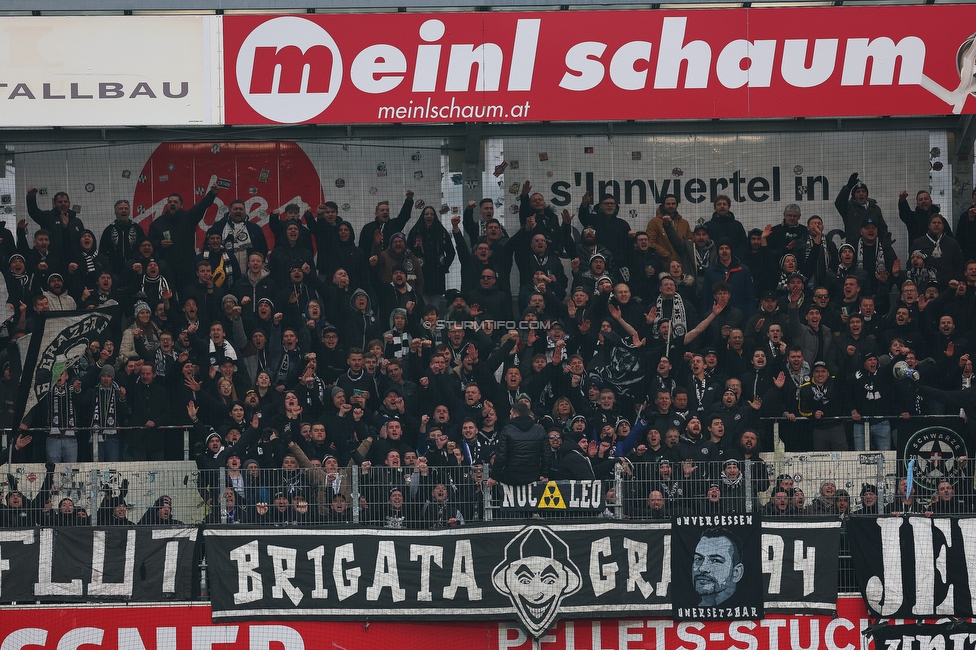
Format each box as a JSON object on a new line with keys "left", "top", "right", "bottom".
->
{"left": 1, "top": 170, "right": 976, "bottom": 527}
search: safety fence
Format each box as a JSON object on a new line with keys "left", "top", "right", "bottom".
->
{"left": 3, "top": 454, "right": 972, "bottom": 599}
{"left": 4, "top": 455, "right": 969, "bottom": 527}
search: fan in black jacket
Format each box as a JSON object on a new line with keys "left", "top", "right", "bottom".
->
{"left": 492, "top": 402, "right": 552, "bottom": 485}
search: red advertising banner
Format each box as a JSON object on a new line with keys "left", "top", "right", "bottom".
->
{"left": 222, "top": 6, "right": 976, "bottom": 125}
{"left": 0, "top": 598, "right": 883, "bottom": 649}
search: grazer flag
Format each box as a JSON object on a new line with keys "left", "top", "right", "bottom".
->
{"left": 849, "top": 515, "right": 976, "bottom": 619}
{"left": 14, "top": 307, "right": 116, "bottom": 423}
{"left": 671, "top": 513, "right": 763, "bottom": 620}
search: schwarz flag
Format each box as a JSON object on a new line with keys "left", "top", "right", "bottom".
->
{"left": 205, "top": 522, "right": 673, "bottom": 639}
{"left": 0, "top": 526, "right": 197, "bottom": 603}
{"left": 671, "top": 513, "right": 764, "bottom": 620}
{"left": 849, "top": 515, "right": 976, "bottom": 619}
{"left": 868, "top": 622, "right": 976, "bottom": 650}
{"left": 13, "top": 307, "right": 117, "bottom": 423}
{"left": 761, "top": 519, "right": 841, "bottom": 614}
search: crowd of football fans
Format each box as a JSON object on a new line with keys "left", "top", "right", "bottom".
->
{"left": 1, "top": 170, "right": 975, "bottom": 526}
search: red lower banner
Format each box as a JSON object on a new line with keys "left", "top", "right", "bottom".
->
{"left": 0, "top": 598, "right": 879, "bottom": 649}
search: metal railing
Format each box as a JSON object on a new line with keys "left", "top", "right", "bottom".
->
{"left": 6, "top": 455, "right": 972, "bottom": 597}
{"left": 761, "top": 414, "right": 962, "bottom": 452}
{"left": 5, "top": 455, "right": 971, "bottom": 527}
{"left": 5, "top": 425, "right": 197, "bottom": 463}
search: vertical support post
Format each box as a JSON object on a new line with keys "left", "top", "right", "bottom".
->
{"left": 744, "top": 459, "right": 754, "bottom": 513}
{"left": 483, "top": 464, "right": 493, "bottom": 522}
{"left": 613, "top": 464, "right": 624, "bottom": 520}
{"left": 351, "top": 466, "right": 360, "bottom": 524}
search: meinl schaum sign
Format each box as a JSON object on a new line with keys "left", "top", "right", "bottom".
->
{"left": 0, "top": 527, "right": 197, "bottom": 603}
{"left": 222, "top": 6, "right": 976, "bottom": 125}
{"left": 205, "top": 519, "right": 840, "bottom": 638}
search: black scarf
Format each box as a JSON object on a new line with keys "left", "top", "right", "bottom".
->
{"left": 51, "top": 385, "right": 77, "bottom": 429}
{"left": 92, "top": 384, "right": 119, "bottom": 428}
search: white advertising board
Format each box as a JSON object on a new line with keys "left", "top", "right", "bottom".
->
{"left": 0, "top": 16, "right": 219, "bottom": 127}
{"left": 497, "top": 131, "right": 934, "bottom": 258}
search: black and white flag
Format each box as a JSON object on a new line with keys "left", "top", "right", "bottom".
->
{"left": 761, "top": 518, "right": 841, "bottom": 614}
{"left": 0, "top": 526, "right": 197, "bottom": 603}
{"left": 671, "top": 514, "right": 764, "bottom": 620}
{"left": 14, "top": 307, "right": 116, "bottom": 422}
{"left": 850, "top": 514, "right": 976, "bottom": 619}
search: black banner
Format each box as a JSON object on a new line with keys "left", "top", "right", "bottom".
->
{"left": 206, "top": 522, "right": 671, "bottom": 638}
{"left": 0, "top": 527, "right": 197, "bottom": 603}
{"left": 760, "top": 519, "right": 841, "bottom": 614}
{"left": 671, "top": 514, "right": 764, "bottom": 620}
{"left": 497, "top": 480, "right": 605, "bottom": 512}
{"left": 205, "top": 520, "right": 839, "bottom": 638}
{"left": 849, "top": 515, "right": 976, "bottom": 619}
{"left": 869, "top": 622, "right": 976, "bottom": 650}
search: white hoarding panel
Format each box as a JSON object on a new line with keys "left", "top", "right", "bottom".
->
{"left": 0, "top": 16, "right": 218, "bottom": 127}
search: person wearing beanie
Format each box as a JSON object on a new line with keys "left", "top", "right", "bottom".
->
{"left": 344, "top": 288, "right": 381, "bottom": 352}
{"left": 197, "top": 228, "right": 243, "bottom": 289}
{"left": 376, "top": 262, "right": 425, "bottom": 319}
{"left": 77, "top": 359, "right": 128, "bottom": 462}
{"left": 570, "top": 251, "right": 615, "bottom": 298}
{"left": 853, "top": 483, "right": 881, "bottom": 515}
{"left": 68, "top": 228, "right": 111, "bottom": 296}
{"left": 835, "top": 171, "right": 889, "bottom": 242}
{"left": 558, "top": 427, "right": 617, "bottom": 480}
{"left": 5, "top": 253, "right": 34, "bottom": 308}
{"left": 849, "top": 350, "right": 892, "bottom": 451}
{"left": 849, "top": 216, "right": 898, "bottom": 297}
{"left": 267, "top": 220, "right": 315, "bottom": 286}
{"left": 570, "top": 221, "right": 615, "bottom": 275}
{"left": 42, "top": 272, "right": 76, "bottom": 310}
{"left": 700, "top": 236, "right": 756, "bottom": 320}
{"left": 371, "top": 224, "right": 426, "bottom": 296}
{"left": 120, "top": 299, "right": 160, "bottom": 362}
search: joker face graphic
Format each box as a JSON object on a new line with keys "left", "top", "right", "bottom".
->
{"left": 492, "top": 526, "right": 582, "bottom": 638}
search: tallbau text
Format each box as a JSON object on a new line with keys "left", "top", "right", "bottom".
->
{"left": 548, "top": 168, "right": 829, "bottom": 207}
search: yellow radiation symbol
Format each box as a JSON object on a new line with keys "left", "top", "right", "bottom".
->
{"left": 539, "top": 481, "right": 566, "bottom": 510}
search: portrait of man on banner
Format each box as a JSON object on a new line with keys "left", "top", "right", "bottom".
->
{"left": 672, "top": 517, "right": 763, "bottom": 620}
